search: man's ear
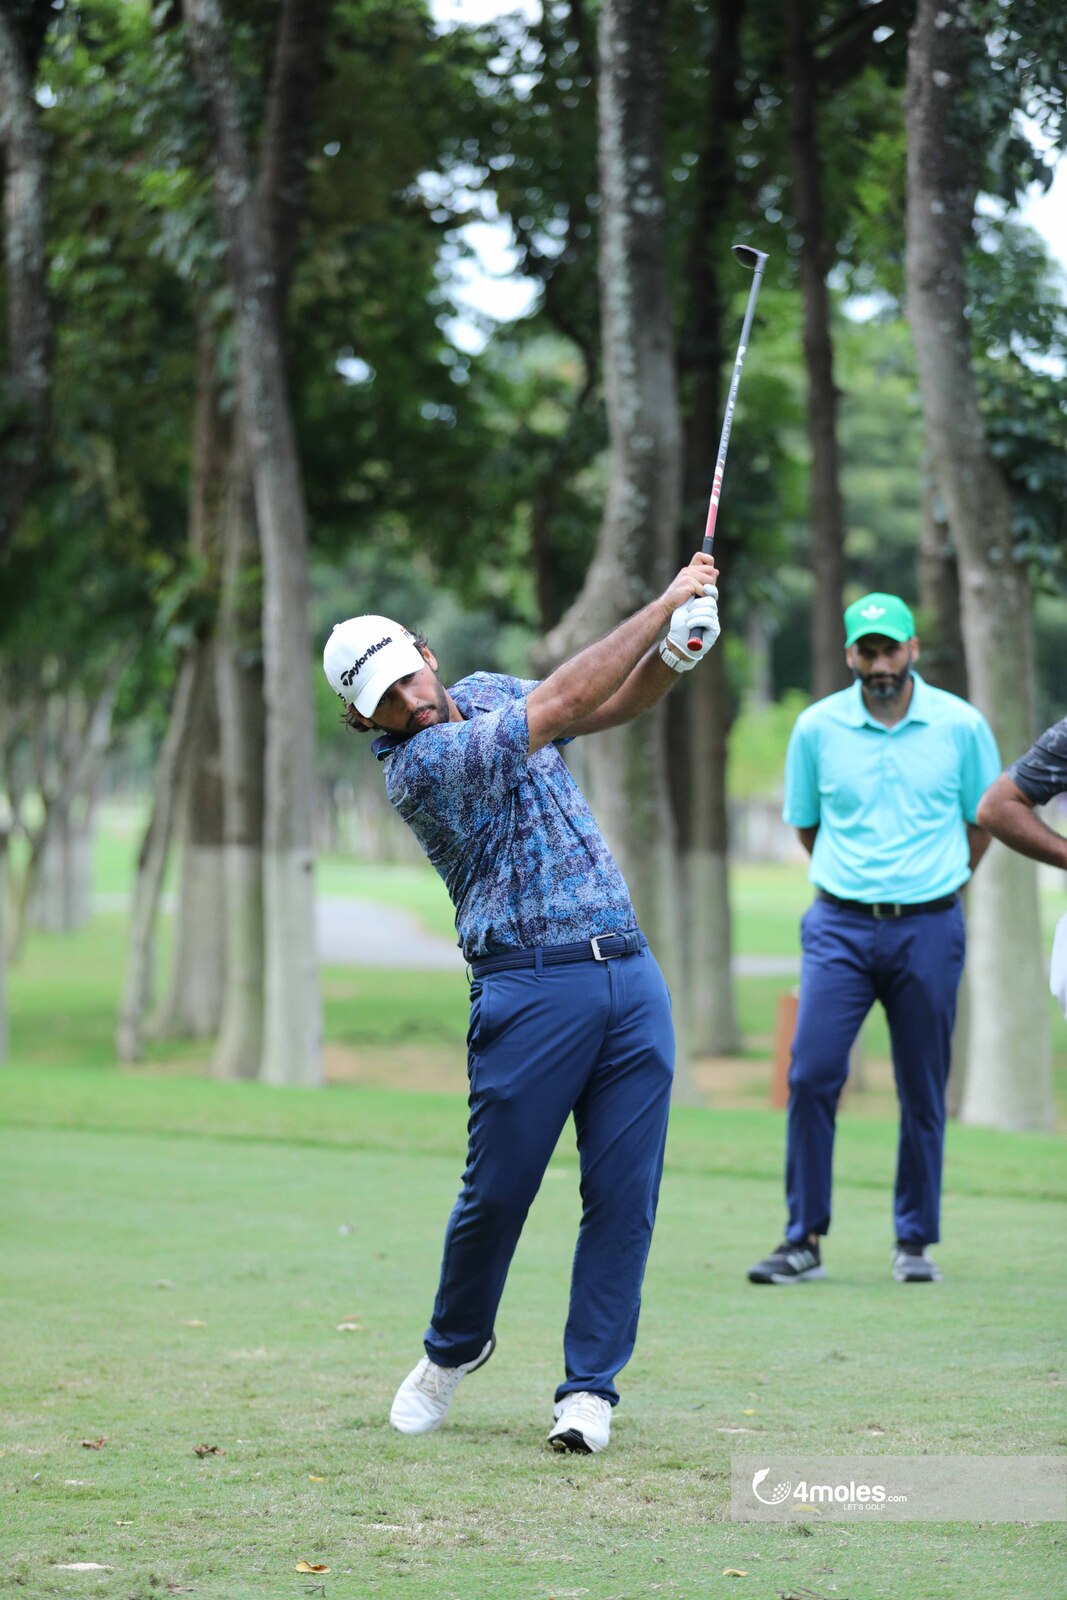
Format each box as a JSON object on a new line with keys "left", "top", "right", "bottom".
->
{"left": 418, "top": 645, "right": 439, "bottom": 672}
{"left": 909, "top": 638, "right": 920, "bottom": 664}
{"left": 344, "top": 702, "right": 374, "bottom": 733}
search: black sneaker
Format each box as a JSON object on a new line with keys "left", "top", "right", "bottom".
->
{"left": 747, "top": 1239, "right": 825, "bottom": 1284}
{"left": 892, "top": 1242, "right": 941, "bottom": 1283}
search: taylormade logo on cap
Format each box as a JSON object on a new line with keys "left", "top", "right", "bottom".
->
{"left": 340, "top": 635, "right": 391, "bottom": 688}
{"left": 323, "top": 614, "right": 427, "bottom": 718}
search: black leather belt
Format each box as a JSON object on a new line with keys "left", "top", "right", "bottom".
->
{"left": 470, "top": 929, "right": 645, "bottom": 977}
{"left": 817, "top": 889, "right": 958, "bottom": 920}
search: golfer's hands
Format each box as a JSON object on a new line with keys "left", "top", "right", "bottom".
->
{"left": 659, "top": 553, "right": 720, "bottom": 671}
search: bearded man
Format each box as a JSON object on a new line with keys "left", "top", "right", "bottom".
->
{"left": 747, "top": 594, "right": 999, "bottom": 1288}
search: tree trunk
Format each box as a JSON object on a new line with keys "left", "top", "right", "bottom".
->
{"left": 680, "top": 650, "right": 741, "bottom": 1054}
{"left": 905, "top": 0, "right": 1051, "bottom": 1131}
{"left": 185, "top": 0, "right": 323, "bottom": 1086}
{"left": 154, "top": 327, "right": 227, "bottom": 1040}
{"left": 212, "top": 437, "right": 266, "bottom": 1080}
{"left": 0, "top": 5, "right": 51, "bottom": 555}
{"left": 152, "top": 640, "right": 226, "bottom": 1038}
{"left": 537, "top": 0, "right": 695, "bottom": 1097}
{"left": 116, "top": 655, "right": 198, "bottom": 1064}
{"left": 788, "top": 0, "right": 850, "bottom": 702}
{"left": 917, "top": 471, "right": 969, "bottom": 1112}
{"left": 916, "top": 471, "right": 968, "bottom": 698}
{"left": 672, "top": 0, "right": 746, "bottom": 1059}
{"left": 10, "top": 679, "right": 120, "bottom": 956}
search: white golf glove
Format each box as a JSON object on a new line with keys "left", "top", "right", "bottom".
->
{"left": 660, "top": 586, "right": 720, "bottom": 673}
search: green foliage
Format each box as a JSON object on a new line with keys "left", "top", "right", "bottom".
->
{"left": 968, "top": 218, "right": 1067, "bottom": 586}
{"left": 728, "top": 690, "right": 810, "bottom": 800}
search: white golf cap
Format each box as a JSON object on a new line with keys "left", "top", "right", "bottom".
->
{"left": 323, "top": 615, "right": 425, "bottom": 717}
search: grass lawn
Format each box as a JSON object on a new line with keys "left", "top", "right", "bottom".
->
{"left": 1, "top": 1066, "right": 1065, "bottom": 1600}
{"left": 2, "top": 817, "right": 1064, "bottom": 1596}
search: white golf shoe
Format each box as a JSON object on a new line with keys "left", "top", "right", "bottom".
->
{"left": 389, "top": 1334, "right": 496, "bottom": 1434}
{"left": 548, "top": 1390, "right": 612, "bottom": 1454}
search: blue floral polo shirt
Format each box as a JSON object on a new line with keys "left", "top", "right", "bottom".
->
{"left": 372, "top": 672, "right": 636, "bottom": 958}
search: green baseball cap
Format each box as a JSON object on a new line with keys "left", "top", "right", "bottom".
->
{"left": 843, "top": 592, "right": 916, "bottom": 649}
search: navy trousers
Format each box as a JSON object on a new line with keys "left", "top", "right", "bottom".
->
{"left": 424, "top": 941, "right": 674, "bottom": 1405}
{"left": 785, "top": 896, "right": 966, "bottom": 1248}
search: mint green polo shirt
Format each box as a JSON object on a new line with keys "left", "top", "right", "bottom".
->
{"left": 783, "top": 673, "right": 1001, "bottom": 903}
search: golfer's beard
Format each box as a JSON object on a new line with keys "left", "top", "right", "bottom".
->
{"left": 857, "top": 664, "right": 911, "bottom": 701}
{"left": 406, "top": 682, "right": 449, "bottom": 733}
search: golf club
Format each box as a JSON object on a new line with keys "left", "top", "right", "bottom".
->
{"left": 687, "top": 243, "right": 769, "bottom": 651}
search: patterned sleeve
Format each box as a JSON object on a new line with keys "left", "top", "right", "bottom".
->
{"left": 395, "top": 698, "right": 530, "bottom": 830}
{"left": 1006, "top": 716, "right": 1067, "bottom": 805}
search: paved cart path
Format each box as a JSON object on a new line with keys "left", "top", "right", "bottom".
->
{"left": 96, "top": 893, "right": 800, "bottom": 976}
{"left": 315, "top": 898, "right": 800, "bottom": 976}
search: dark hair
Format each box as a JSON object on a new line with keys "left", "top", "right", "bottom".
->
{"left": 342, "top": 630, "right": 430, "bottom": 732}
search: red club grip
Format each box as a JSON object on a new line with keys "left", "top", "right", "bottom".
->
{"left": 687, "top": 628, "right": 706, "bottom": 652}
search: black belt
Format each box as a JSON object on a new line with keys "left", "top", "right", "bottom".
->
{"left": 470, "top": 929, "right": 645, "bottom": 977}
{"left": 817, "top": 889, "right": 958, "bottom": 920}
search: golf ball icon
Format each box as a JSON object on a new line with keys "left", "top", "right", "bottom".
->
{"left": 752, "top": 1467, "right": 791, "bottom": 1505}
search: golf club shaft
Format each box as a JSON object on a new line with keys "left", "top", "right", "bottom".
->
{"left": 687, "top": 250, "right": 768, "bottom": 650}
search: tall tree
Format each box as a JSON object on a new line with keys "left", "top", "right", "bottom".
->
{"left": 904, "top": 0, "right": 1056, "bottom": 1130}
{"left": 184, "top": 0, "right": 327, "bottom": 1086}
{"left": 0, "top": 0, "right": 51, "bottom": 557}
{"left": 671, "top": 0, "right": 747, "bottom": 1057}
{"left": 539, "top": 0, "right": 694, "bottom": 1094}
{"left": 786, "top": 0, "right": 913, "bottom": 699}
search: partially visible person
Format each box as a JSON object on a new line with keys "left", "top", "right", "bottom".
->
{"left": 977, "top": 715, "right": 1067, "bottom": 1018}
{"left": 747, "top": 593, "right": 1001, "bottom": 1288}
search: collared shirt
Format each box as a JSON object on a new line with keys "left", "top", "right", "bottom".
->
{"left": 783, "top": 672, "right": 1001, "bottom": 903}
{"left": 373, "top": 672, "right": 635, "bottom": 958}
{"left": 1007, "top": 714, "right": 1067, "bottom": 805}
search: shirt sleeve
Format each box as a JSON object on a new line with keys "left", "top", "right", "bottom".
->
{"left": 1006, "top": 716, "right": 1067, "bottom": 806}
{"left": 958, "top": 713, "right": 1002, "bottom": 822}
{"left": 392, "top": 697, "right": 530, "bottom": 832}
{"left": 782, "top": 717, "right": 820, "bottom": 828}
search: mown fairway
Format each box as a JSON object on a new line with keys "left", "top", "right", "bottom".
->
{"left": 2, "top": 1062, "right": 1065, "bottom": 1600}
{"left": 3, "top": 843, "right": 1065, "bottom": 1598}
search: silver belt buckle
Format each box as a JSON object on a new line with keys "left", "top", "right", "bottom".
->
{"left": 590, "top": 935, "right": 613, "bottom": 961}
{"left": 872, "top": 903, "right": 902, "bottom": 920}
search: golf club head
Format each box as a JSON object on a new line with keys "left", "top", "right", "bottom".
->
{"left": 732, "top": 244, "right": 768, "bottom": 272}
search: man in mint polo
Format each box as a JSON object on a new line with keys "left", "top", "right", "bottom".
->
{"left": 748, "top": 594, "right": 1000, "bottom": 1286}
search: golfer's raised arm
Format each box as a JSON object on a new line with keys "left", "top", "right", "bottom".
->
{"left": 526, "top": 553, "right": 719, "bottom": 752}
{"left": 977, "top": 773, "right": 1067, "bottom": 869}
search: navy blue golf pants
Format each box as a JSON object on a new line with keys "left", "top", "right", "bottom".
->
{"left": 424, "top": 941, "right": 674, "bottom": 1405}
{"left": 785, "top": 896, "right": 966, "bottom": 1247}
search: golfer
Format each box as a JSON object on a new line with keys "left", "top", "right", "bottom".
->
{"left": 977, "top": 715, "right": 1067, "bottom": 1018}
{"left": 748, "top": 594, "right": 1000, "bottom": 1287}
{"left": 324, "top": 553, "right": 720, "bottom": 1453}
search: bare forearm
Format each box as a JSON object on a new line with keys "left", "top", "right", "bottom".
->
{"left": 797, "top": 825, "right": 819, "bottom": 857}
{"left": 526, "top": 598, "right": 670, "bottom": 750}
{"left": 564, "top": 644, "right": 679, "bottom": 735}
{"left": 966, "top": 823, "right": 992, "bottom": 876}
{"left": 977, "top": 777, "right": 1067, "bottom": 869}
